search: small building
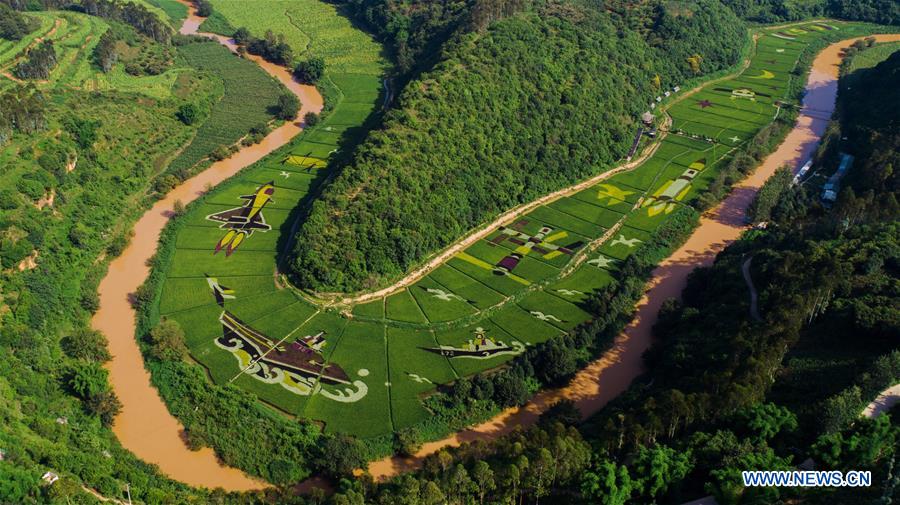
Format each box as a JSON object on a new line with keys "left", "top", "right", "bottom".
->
{"left": 641, "top": 111, "right": 654, "bottom": 125}
{"left": 655, "top": 96, "right": 662, "bottom": 102}
{"left": 821, "top": 153, "right": 854, "bottom": 203}
{"left": 42, "top": 472, "right": 59, "bottom": 485}
{"left": 650, "top": 102, "right": 656, "bottom": 109}
{"left": 673, "top": 86, "right": 681, "bottom": 92}
{"left": 55, "top": 417, "right": 68, "bottom": 425}
{"left": 793, "top": 159, "right": 813, "bottom": 185}
{"left": 664, "top": 91, "right": 671, "bottom": 97}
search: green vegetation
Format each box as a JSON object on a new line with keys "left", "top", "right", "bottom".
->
{"left": 290, "top": 0, "right": 747, "bottom": 292}
{"left": 142, "top": 0, "right": 188, "bottom": 26}
{"left": 164, "top": 39, "right": 284, "bottom": 177}
{"left": 722, "top": 0, "right": 900, "bottom": 25}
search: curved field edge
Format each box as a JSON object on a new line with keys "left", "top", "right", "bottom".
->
{"left": 138, "top": 21, "right": 898, "bottom": 481}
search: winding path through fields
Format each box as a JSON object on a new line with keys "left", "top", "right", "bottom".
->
{"left": 365, "top": 32, "right": 900, "bottom": 480}
{"left": 91, "top": 3, "right": 321, "bottom": 491}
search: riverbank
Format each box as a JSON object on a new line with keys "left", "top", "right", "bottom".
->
{"left": 365, "top": 32, "right": 900, "bottom": 481}
{"left": 91, "top": 3, "right": 322, "bottom": 491}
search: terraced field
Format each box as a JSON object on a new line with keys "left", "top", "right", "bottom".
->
{"left": 153, "top": 21, "right": 864, "bottom": 440}
{"left": 0, "top": 10, "right": 186, "bottom": 99}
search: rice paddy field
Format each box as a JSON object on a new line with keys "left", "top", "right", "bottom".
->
{"left": 153, "top": 21, "right": 871, "bottom": 440}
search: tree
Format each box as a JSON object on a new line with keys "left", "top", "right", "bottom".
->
{"left": 394, "top": 426, "right": 421, "bottom": 456}
{"left": 492, "top": 371, "right": 528, "bottom": 406}
{"left": 304, "top": 111, "right": 320, "bottom": 127}
{"left": 813, "top": 416, "right": 898, "bottom": 470}
{"left": 61, "top": 328, "right": 111, "bottom": 362}
{"left": 528, "top": 448, "right": 557, "bottom": 504}
{"left": 275, "top": 92, "right": 300, "bottom": 121}
{"left": 315, "top": 435, "right": 366, "bottom": 478}
{"left": 177, "top": 103, "right": 201, "bottom": 125}
{"left": 85, "top": 390, "right": 121, "bottom": 426}
{"left": 737, "top": 402, "right": 797, "bottom": 443}
{"left": 233, "top": 27, "right": 251, "bottom": 45}
{"left": 471, "top": 460, "right": 496, "bottom": 505}
{"left": 14, "top": 40, "right": 57, "bottom": 80}
{"left": 448, "top": 464, "right": 477, "bottom": 505}
{"left": 147, "top": 319, "right": 188, "bottom": 361}
{"left": 581, "top": 460, "right": 633, "bottom": 505}
{"left": 195, "top": 0, "right": 213, "bottom": 17}
{"left": 293, "top": 56, "right": 325, "bottom": 84}
{"left": 687, "top": 53, "right": 703, "bottom": 73}
{"left": 0, "top": 4, "right": 38, "bottom": 41}
{"left": 421, "top": 480, "right": 445, "bottom": 505}
{"left": 632, "top": 444, "right": 692, "bottom": 499}
{"left": 68, "top": 362, "right": 109, "bottom": 400}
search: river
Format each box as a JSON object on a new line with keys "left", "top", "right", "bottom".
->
{"left": 91, "top": 2, "right": 322, "bottom": 491}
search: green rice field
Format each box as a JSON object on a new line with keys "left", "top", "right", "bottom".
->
{"left": 152, "top": 20, "right": 872, "bottom": 440}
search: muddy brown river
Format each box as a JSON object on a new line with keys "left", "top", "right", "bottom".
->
{"left": 92, "top": 13, "right": 899, "bottom": 488}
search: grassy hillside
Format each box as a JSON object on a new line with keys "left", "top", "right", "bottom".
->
{"left": 289, "top": 0, "right": 747, "bottom": 292}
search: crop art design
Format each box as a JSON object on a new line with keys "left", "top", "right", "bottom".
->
{"left": 642, "top": 158, "right": 706, "bottom": 216}
{"left": 207, "top": 278, "right": 368, "bottom": 403}
{"left": 420, "top": 327, "right": 525, "bottom": 359}
{"left": 206, "top": 182, "right": 275, "bottom": 256}
{"left": 488, "top": 220, "right": 584, "bottom": 275}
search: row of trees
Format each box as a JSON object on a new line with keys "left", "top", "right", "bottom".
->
{"left": 232, "top": 27, "right": 294, "bottom": 66}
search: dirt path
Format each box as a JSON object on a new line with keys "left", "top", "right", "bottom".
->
{"left": 365, "top": 32, "right": 900, "bottom": 481}
{"left": 742, "top": 255, "right": 762, "bottom": 322}
{"left": 862, "top": 384, "right": 900, "bottom": 419}
{"left": 91, "top": 2, "right": 322, "bottom": 491}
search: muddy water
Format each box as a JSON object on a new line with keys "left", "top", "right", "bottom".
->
{"left": 366, "top": 34, "right": 900, "bottom": 480}
{"left": 91, "top": 3, "right": 322, "bottom": 491}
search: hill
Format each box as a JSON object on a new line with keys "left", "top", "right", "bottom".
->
{"left": 289, "top": 0, "right": 747, "bottom": 292}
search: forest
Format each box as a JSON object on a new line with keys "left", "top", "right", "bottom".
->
{"left": 721, "top": 0, "right": 899, "bottom": 24}
{"left": 289, "top": 0, "right": 746, "bottom": 292}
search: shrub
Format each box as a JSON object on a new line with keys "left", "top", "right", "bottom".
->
{"left": 275, "top": 93, "right": 300, "bottom": 120}
{"left": 293, "top": 56, "right": 325, "bottom": 84}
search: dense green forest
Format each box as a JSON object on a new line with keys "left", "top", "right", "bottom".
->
{"left": 290, "top": 0, "right": 746, "bottom": 291}
{"left": 313, "top": 41, "right": 900, "bottom": 505}
{"left": 721, "top": 0, "right": 899, "bottom": 24}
